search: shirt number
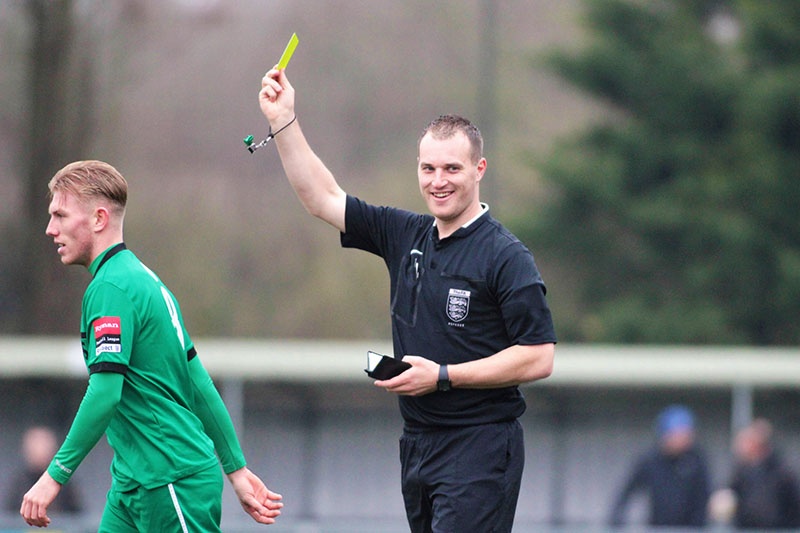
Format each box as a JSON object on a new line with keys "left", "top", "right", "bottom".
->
{"left": 160, "top": 286, "right": 185, "bottom": 349}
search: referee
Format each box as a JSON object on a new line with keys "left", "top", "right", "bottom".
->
{"left": 21, "top": 161, "right": 282, "bottom": 531}
{"left": 259, "top": 69, "right": 556, "bottom": 532}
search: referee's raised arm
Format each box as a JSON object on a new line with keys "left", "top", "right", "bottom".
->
{"left": 259, "top": 68, "right": 347, "bottom": 232}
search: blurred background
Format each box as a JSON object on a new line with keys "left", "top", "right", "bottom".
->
{"left": 1, "top": 0, "right": 799, "bottom": 531}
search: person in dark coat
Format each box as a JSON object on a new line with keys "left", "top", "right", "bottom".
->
{"left": 609, "top": 405, "right": 711, "bottom": 527}
{"left": 729, "top": 418, "right": 800, "bottom": 529}
{"left": 4, "top": 427, "right": 82, "bottom": 514}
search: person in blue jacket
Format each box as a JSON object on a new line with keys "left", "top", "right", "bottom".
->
{"left": 610, "top": 404, "right": 711, "bottom": 527}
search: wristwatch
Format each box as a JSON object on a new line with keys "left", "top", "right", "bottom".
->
{"left": 437, "top": 364, "right": 452, "bottom": 392}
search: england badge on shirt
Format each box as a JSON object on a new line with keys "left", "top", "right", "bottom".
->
{"left": 446, "top": 288, "right": 470, "bottom": 323}
{"left": 94, "top": 316, "right": 122, "bottom": 355}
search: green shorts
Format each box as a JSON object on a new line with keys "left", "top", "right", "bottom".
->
{"left": 99, "top": 464, "right": 223, "bottom": 533}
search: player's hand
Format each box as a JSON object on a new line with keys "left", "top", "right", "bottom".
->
{"left": 259, "top": 68, "right": 295, "bottom": 129}
{"left": 227, "top": 467, "right": 283, "bottom": 524}
{"left": 20, "top": 471, "right": 61, "bottom": 528}
{"left": 374, "top": 355, "right": 439, "bottom": 396}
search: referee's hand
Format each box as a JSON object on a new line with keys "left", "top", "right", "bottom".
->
{"left": 228, "top": 467, "right": 283, "bottom": 524}
{"left": 374, "top": 355, "right": 439, "bottom": 396}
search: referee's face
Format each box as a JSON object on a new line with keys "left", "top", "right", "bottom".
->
{"left": 46, "top": 191, "right": 97, "bottom": 267}
{"left": 418, "top": 131, "right": 486, "bottom": 238}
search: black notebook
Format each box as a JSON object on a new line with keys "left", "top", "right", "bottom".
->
{"left": 364, "top": 350, "right": 411, "bottom": 380}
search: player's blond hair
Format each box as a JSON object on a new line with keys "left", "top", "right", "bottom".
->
{"left": 48, "top": 160, "right": 128, "bottom": 216}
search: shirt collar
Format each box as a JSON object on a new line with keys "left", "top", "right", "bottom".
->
{"left": 431, "top": 204, "right": 490, "bottom": 246}
{"left": 430, "top": 203, "right": 489, "bottom": 229}
{"left": 462, "top": 203, "right": 489, "bottom": 228}
{"left": 89, "top": 242, "right": 127, "bottom": 277}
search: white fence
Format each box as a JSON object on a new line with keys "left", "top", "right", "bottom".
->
{"left": 1, "top": 338, "right": 799, "bottom": 531}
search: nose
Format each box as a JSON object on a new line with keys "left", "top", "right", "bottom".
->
{"left": 432, "top": 169, "right": 448, "bottom": 187}
{"left": 45, "top": 217, "right": 57, "bottom": 237}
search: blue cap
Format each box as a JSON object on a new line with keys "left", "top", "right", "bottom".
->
{"left": 656, "top": 405, "right": 695, "bottom": 437}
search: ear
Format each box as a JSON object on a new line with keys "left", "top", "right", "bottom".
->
{"left": 475, "top": 157, "right": 487, "bottom": 182}
{"left": 92, "top": 207, "right": 111, "bottom": 233}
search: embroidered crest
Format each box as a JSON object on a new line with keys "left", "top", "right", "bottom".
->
{"left": 446, "top": 288, "right": 470, "bottom": 322}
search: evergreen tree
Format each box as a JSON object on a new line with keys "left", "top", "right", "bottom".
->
{"left": 519, "top": 0, "right": 800, "bottom": 344}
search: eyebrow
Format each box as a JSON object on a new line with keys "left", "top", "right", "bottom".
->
{"left": 419, "top": 160, "right": 464, "bottom": 168}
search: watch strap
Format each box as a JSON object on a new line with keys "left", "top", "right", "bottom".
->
{"left": 437, "top": 364, "right": 451, "bottom": 391}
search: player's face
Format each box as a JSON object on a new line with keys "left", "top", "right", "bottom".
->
{"left": 46, "top": 191, "right": 97, "bottom": 267}
{"left": 417, "top": 131, "right": 486, "bottom": 237}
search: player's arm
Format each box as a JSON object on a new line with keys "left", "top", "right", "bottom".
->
{"left": 21, "top": 371, "right": 123, "bottom": 527}
{"left": 187, "top": 355, "right": 246, "bottom": 472}
{"left": 259, "top": 68, "right": 346, "bottom": 232}
{"left": 187, "top": 356, "right": 283, "bottom": 523}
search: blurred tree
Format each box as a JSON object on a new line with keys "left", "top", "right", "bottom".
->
{"left": 9, "top": 0, "right": 96, "bottom": 333}
{"left": 516, "top": 0, "right": 800, "bottom": 344}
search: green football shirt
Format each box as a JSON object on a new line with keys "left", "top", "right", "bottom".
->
{"left": 49, "top": 243, "right": 242, "bottom": 491}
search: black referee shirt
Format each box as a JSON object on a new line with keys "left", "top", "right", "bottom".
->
{"left": 342, "top": 195, "right": 556, "bottom": 429}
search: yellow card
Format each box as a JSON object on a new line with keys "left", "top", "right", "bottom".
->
{"left": 277, "top": 33, "right": 299, "bottom": 70}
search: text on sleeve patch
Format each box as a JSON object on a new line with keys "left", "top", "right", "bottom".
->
{"left": 94, "top": 316, "right": 122, "bottom": 355}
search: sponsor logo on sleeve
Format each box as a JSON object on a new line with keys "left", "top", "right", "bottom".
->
{"left": 94, "top": 316, "right": 122, "bottom": 355}
{"left": 54, "top": 459, "right": 73, "bottom": 474}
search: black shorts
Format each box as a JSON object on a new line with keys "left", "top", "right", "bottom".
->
{"left": 400, "top": 419, "right": 524, "bottom": 533}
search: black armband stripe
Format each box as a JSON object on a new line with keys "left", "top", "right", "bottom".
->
{"left": 80, "top": 332, "right": 88, "bottom": 359}
{"left": 88, "top": 362, "right": 129, "bottom": 375}
{"left": 187, "top": 347, "right": 197, "bottom": 361}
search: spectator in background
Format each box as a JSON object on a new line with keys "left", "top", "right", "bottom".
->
{"left": 4, "top": 426, "right": 82, "bottom": 514}
{"left": 609, "top": 404, "right": 711, "bottom": 528}
{"left": 728, "top": 418, "right": 800, "bottom": 529}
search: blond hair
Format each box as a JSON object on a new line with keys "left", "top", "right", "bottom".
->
{"left": 48, "top": 160, "right": 128, "bottom": 216}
